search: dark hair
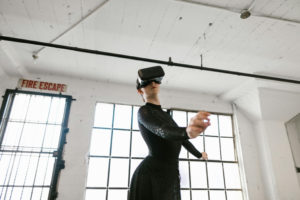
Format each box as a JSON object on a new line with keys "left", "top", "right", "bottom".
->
{"left": 136, "top": 79, "right": 141, "bottom": 90}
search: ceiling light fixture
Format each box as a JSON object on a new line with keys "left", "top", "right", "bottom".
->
{"left": 240, "top": 9, "right": 251, "bottom": 19}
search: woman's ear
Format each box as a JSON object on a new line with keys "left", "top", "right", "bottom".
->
{"left": 137, "top": 89, "right": 143, "bottom": 95}
{"left": 137, "top": 89, "right": 145, "bottom": 102}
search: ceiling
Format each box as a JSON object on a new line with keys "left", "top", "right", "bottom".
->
{"left": 0, "top": 0, "right": 300, "bottom": 100}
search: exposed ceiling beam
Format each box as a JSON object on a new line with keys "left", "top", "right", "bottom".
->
{"left": 33, "top": 0, "right": 110, "bottom": 57}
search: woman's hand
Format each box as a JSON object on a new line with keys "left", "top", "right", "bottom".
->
{"left": 186, "top": 111, "right": 210, "bottom": 139}
{"left": 201, "top": 152, "right": 208, "bottom": 160}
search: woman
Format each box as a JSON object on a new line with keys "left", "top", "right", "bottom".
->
{"left": 129, "top": 69, "right": 210, "bottom": 200}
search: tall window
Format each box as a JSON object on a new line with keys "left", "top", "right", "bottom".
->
{"left": 173, "top": 110, "right": 243, "bottom": 200}
{"left": 86, "top": 103, "right": 244, "bottom": 200}
{"left": 0, "top": 90, "right": 72, "bottom": 200}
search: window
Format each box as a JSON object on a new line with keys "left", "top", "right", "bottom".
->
{"left": 173, "top": 110, "right": 243, "bottom": 200}
{"left": 86, "top": 103, "right": 141, "bottom": 200}
{"left": 86, "top": 103, "right": 244, "bottom": 200}
{"left": 0, "top": 90, "right": 72, "bottom": 200}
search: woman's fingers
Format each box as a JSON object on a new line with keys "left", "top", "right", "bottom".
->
{"left": 195, "top": 111, "right": 210, "bottom": 120}
{"left": 188, "top": 123, "right": 210, "bottom": 134}
{"left": 201, "top": 152, "right": 208, "bottom": 160}
{"left": 190, "top": 118, "right": 210, "bottom": 127}
{"left": 187, "top": 111, "right": 211, "bottom": 139}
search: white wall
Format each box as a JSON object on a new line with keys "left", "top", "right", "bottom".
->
{"left": 260, "top": 89, "right": 300, "bottom": 200}
{"left": 235, "top": 87, "right": 300, "bottom": 200}
{"left": 234, "top": 109, "right": 267, "bottom": 200}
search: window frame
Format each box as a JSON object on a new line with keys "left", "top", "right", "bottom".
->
{"left": 170, "top": 108, "right": 243, "bottom": 200}
{"left": 0, "top": 89, "right": 73, "bottom": 200}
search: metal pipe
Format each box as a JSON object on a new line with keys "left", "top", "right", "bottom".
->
{"left": 1, "top": 35, "right": 300, "bottom": 85}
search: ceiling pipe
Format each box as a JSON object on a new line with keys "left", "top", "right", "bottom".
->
{"left": 1, "top": 35, "right": 300, "bottom": 85}
{"left": 175, "top": 0, "right": 300, "bottom": 24}
{"left": 33, "top": 0, "right": 110, "bottom": 58}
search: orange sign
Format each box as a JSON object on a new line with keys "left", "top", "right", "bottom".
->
{"left": 18, "top": 79, "right": 67, "bottom": 92}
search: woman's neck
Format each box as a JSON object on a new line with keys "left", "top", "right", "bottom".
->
{"left": 146, "top": 98, "right": 160, "bottom": 105}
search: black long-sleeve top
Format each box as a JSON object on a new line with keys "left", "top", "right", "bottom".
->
{"left": 138, "top": 103, "right": 202, "bottom": 161}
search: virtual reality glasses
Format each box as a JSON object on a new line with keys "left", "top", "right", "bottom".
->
{"left": 136, "top": 66, "right": 165, "bottom": 89}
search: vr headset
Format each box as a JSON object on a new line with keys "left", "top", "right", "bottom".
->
{"left": 136, "top": 66, "right": 165, "bottom": 89}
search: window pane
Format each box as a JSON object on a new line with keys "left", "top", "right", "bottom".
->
{"left": 173, "top": 111, "right": 187, "bottom": 127}
{"left": 227, "top": 191, "right": 243, "bottom": 200}
{"left": 48, "top": 97, "right": 66, "bottom": 124}
{"left": 108, "top": 189, "right": 127, "bottom": 200}
{"left": 31, "top": 187, "right": 47, "bottom": 200}
{"left": 179, "top": 147, "right": 188, "bottom": 159}
{"left": 1, "top": 122, "right": 23, "bottom": 149}
{"left": 111, "top": 130, "right": 130, "bottom": 157}
{"left": 13, "top": 153, "right": 39, "bottom": 185}
{"left": 9, "top": 187, "right": 32, "bottom": 200}
{"left": 0, "top": 154, "right": 11, "bottom": 185}
{"left": 9, "top": 94, "right": 30, "bottom": 121}
{"left": 219, "top": 115, "right": 233, "bottom": 137}
{"left": 188, "top": 136, "right": 204, "bottom": 159}
{"left": 179, "top": 161, "right": 189, "bottom": 188}
{"left": 192, "top": 190, "right": 208, "bottom": 200}
{"left": 187, "top": 112, "right": 197, "bottom": 123}
{"left": 205, "top": 114, "right": 218, "bottom": 136}
{"left": 41, "top": 188, "right": 49, "bottom": 200}
{"left": 86, "top": 158, "right": 109, "bottom": 187}
{"left": 94, "top": 103, "right": 113, "bottom": 128}
{"left": 210, "top": 190, "right": 226, "bottom": 200}
{"left": 89, "top": 129, "right": 111, "bottom": 156}
{"left": 33, "top": 155, "right": 55, "bottom": 185}
{"left": 130, "top": 159, "right": 142, "bottom": 180}
{"left": 132, "top": 106, "right": 140, "bottom": 130}
{"left": 190, "top": 161, "right": 207, "bottom": 188}
{"left": 113, "top": 105, "right": 131, "bottom": 129}
{"left": 207, "top": 163, "right": 224, "bottom": 188}
{"left": 19, "top": 123, "right": 46, "bottom": 150}
{"left": 205, "top": 137, "right": 220, "bottom": 160}
{"left": 0, "top": 187, "right": 8, "bottom": 199}
{"left": 42, "top": 125, "right": 61, "bottom": 151}
{"left": 7, "top": 154, "right": 22, "bottom": 185}
{"left": 224, "top": 163, "right": 241, "bottom": 189}
{"left": 180, "top": 190, "right": 190, "bottom": 200}
{"left": 0, "top": 153, "right": 54, "bottom": 188}
{"left": 26, "top": 155, "right": 40, "bottom": 185}
{"left": 109, "top": 159, "right": 129, "bottom": 187}
{"left": 221, "top": 138, "right": 235, "bottom": 161}
{"left": 85, "top": 189, "right": 106, "bottom": 200}
{"left": 26, "top": 95, "right": 51, "bottom": 123}
{"left": 131, "top": 131, "right": 148, "bottom": 157}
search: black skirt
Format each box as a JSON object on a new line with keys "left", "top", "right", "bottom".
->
{"left": 129, "top": 156, "right": 181, "bottom": 200}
